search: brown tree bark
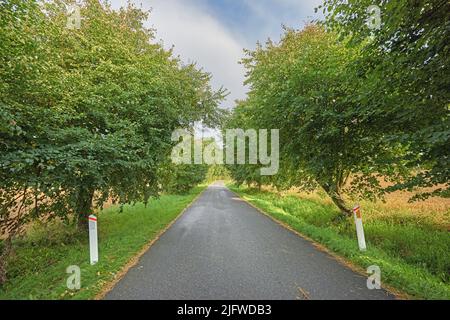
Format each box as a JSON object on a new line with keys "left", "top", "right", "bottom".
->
{"left": 76, "top": 187, "right": 95, "bottom": 230}
{"left": 0, "top": 238, "right": 12, "bottom": 286}
{"left": 321, "top": 183, "right": 352, "bottom": 216}
{"left": 0, "top": 188, "right": 28, "bottom": 285}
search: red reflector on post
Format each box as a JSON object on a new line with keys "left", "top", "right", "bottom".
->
{"left": 353, "top": 205, "right": 361, "bottom": 219}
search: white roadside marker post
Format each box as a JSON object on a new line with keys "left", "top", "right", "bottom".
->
{"left": 88, "top": 215, "right": 98, "bottom": 265}
{"left": 353, "top": 205, "right": 367, "bottom": 251}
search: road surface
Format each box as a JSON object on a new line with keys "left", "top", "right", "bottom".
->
{"left": 105, "top": 183, "right": 394, "bottom": 300}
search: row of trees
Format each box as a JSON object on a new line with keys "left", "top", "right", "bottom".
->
{"left": 0, "top": 0, "right": 224, "bottom": 283}
{"left": 225, "top": 0, "right": 449, "bottom": 215}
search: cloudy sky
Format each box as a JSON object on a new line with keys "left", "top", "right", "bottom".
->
{"left": 110, "top": 0, "right": 323, "bottom": 108}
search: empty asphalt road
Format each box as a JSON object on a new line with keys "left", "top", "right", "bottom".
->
{"left": 105, "top": 183, "right": 394, "bottom": 300}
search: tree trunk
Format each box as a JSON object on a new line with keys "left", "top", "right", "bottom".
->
{"left": 76, "top": 186, "right": 95, "bottom": 230}
{"left": 329, "top": 191, "right": 352, "bottom": 216}
{"left": 321, "top": 183, "right": 352, "bottom": 216}
{"left": 0, "top": 238, "right": 12, "bottom": 286}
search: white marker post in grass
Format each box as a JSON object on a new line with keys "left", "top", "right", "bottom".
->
{"left": 353, "top": 205, "right": 367, "bottom": 251}
{"left": 88, "top": 215, "right": 98, "bottom": 265}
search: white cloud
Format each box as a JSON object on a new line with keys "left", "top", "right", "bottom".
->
{"left": 111, "top": 0, "right": 248, "bottom": 107}
{"left": 109, "top": 0, "right": 322, "bottom": 109}
{"left": 108, "top": 0, "right": 322, "bottom": 139}
{"left": 151, "top": 0, "right": 248, "bottom": 105}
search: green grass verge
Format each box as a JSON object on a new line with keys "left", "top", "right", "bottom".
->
{"left": 0, "top": 186, "right": 205, "bottom": 300}
{"left": 228, "top": 184, "right": 450, "bottom": 300}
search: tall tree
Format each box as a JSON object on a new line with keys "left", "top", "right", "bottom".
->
{"left": 320, "top": 0, "right": 450, "bottom": 199}
{"left": 0, "top": 0, "right": 224, "bottom": 283}
{"left": 240, "top": 25, "right": 403, "bottom": 215}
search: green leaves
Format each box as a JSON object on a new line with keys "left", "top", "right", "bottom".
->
{"left": 229, "top": 25, "right": 409, "bottom": 214}
{"left": 321, "top": 0, "right": 450, "bottom": 199}
{"left": 0, "top": 0, "right": 223, "bottom": 236}
{"left": 228, "top": 1, "right": 448, "bottom": 215}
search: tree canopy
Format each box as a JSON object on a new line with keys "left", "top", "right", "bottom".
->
{"left": 226, "top": 0, "right": 448, "bottom": 214}
{"left": 320, "top": 0, "right": 449, "bottom": 199}
{"left": 0, "top": 0, "right": 224, "bottom": 241}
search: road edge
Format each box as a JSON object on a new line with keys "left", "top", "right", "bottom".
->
{"left": 226, "top": 186, "right": 409, "bottom": 300}
{"left": 94, "top": 185, "right": 209, "bottom": 300}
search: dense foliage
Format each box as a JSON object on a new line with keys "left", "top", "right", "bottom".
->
{"left": 320, "top": 0, "right": 449, "bottom": 199}
{"left": 226, "top": 0, "right": 448, "bottom": 214}
{"left": 0, "top": 0, "right": 223, "bottom": 283}
{"left": 223, "top": 100, "right": 266, "bottom": 190}
{"left": 228, "top": 26, "right": 403, "bottom": 213}
{"left": 159, "top": 138, "right": 214, "bottom": 194}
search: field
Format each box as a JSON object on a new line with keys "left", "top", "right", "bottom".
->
{"left": 229, "top": 184, "right": 450, "bottom": 300}
{"left": 0, "top": 186, "right": 205, "bottom": 300}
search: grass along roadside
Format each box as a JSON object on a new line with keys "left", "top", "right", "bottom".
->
{"left": 228, "top": 184, "right": 450, "bottom": 300}
{"left": 0, "top": 185, "right": 206, "bottom": 300}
